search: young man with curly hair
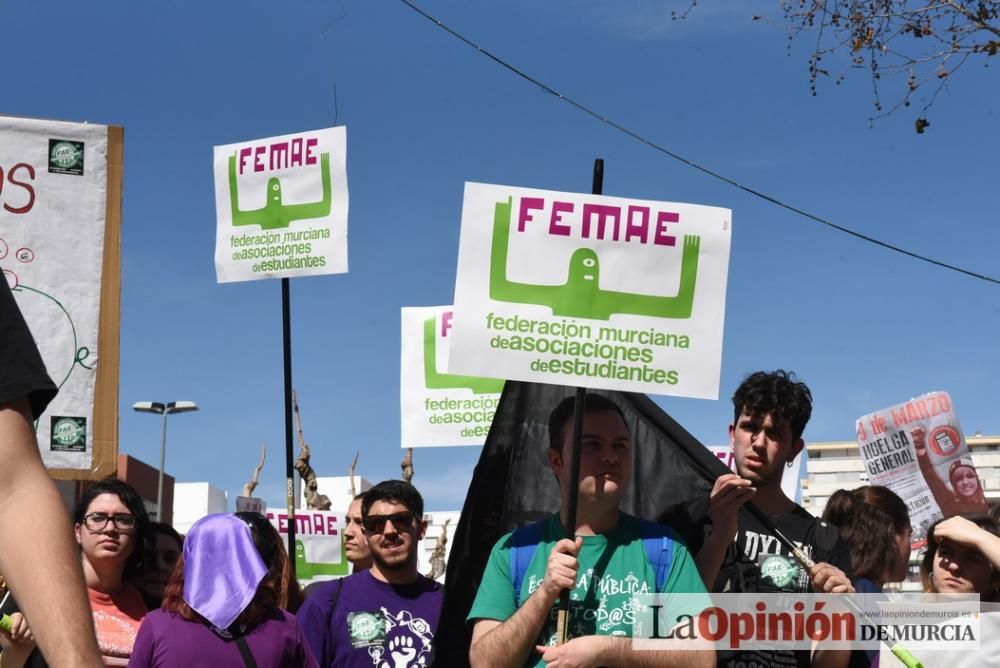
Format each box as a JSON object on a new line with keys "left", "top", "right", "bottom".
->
{"left": 693, "top": 370, "right": 855, "bottom": 668}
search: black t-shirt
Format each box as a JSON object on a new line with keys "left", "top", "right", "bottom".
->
{"left": 671, "top": 496, "right": 854, "bottom": 668}
{"left": 0, "top": 278, "right": 56, "bottom": 417}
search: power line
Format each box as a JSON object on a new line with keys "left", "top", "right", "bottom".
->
{"left": 397, "top": 0, "right": 1000, "bottom": 286}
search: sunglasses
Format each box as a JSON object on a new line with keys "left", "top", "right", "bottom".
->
{"left": 363, "top": 511, "right": 416, "bottom": 534}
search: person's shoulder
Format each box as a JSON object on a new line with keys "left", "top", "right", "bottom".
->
{"left": 621, "top": 513, "right": 684, "bottom": 543}
{"left": 777, "top": 503, "right": 826, "bottom": 533}
{"left": 140, "top": 608, "right": 182, "bottom": 632}
{"left": 273, "top": 607, "right": 306, "bottom": 626}
{"left": 299, "top": 576, "right": 354, "bottom": 611}
{"left": 415, "top": 575, "right": 443, "bottom": 595}
{"left": 496, "top": 514, "right": 559, "bottom": 550}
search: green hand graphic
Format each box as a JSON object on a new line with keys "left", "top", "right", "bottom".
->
{"left": 295, "top": 538, "right": 349, "bottom": 580}
{"left": 423, "top": 317, "right": 504, "bottom": 394}
{"left": 488, "top": 197, "right": 700, "bottom": 320}
{"left": 228, "top": 153, "right": 332, "bottom": 230}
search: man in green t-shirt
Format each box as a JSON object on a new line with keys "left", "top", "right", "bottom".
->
{"left": 467, "top": 394, "right": 714, "bottom": 668}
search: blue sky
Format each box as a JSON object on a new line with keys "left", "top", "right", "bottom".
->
{"left": 4, "top": 1, "right": 998, "bottom": 511}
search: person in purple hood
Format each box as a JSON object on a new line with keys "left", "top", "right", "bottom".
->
{"left": 127, "top": 513, "right": 317, "bottom": 668}
{"left": 296, "top": 480, "right": 443, "bottom": 668}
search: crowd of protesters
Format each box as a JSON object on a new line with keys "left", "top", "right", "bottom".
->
{"left": 4, "top": 275, "right": 1000, "bottom": 667}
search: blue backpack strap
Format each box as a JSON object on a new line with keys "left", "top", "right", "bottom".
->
{"left": 509, "top": 520, "right": 547, "bottom": 607}
{"left": 637, "top": 518, "right": 675, "bottom": 592}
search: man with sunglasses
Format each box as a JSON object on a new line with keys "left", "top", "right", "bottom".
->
{"left": 297, "top": 479, "right": 442, "bottom": 667}
{"left": 0, "top": 278, "right": 104, "bottom": 666}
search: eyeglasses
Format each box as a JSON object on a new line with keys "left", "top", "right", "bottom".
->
{"left": 362, "top": 511, "right": 416, "bottom": 534}
{"left": 83, "top": 512, "right": 136, "bottom": 531}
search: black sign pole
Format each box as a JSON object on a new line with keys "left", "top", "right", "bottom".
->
{"left": 282, "top": 277, "right": 297, "bottom": 578}
{"left": 556, "top": 158, "right": 604, "bottom": 644}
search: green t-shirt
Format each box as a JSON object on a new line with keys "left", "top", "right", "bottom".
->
{"left": 467, "top": 513, "right": 708, "bottom": 665}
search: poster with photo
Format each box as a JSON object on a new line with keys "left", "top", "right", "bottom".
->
{"left": 856, "top": 391, "right": 986, "bottom": 547}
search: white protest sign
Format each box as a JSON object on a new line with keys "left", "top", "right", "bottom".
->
{"left": 214, "top": 126, "right": 348, "bottom": 283}
{"left": 0, "top": 116, "right": 110, "bottom": 469}
{"left": 450, "top": 182, "right": 731, "bottom": 398}
{"left": 401, "top": 306, "right": 504, "bottom": 448}
{"left": 856, "top": 391, "right": 986, "bottom": 547}
{"left": 265, "top": 508, "right": 349, "bottom": 586}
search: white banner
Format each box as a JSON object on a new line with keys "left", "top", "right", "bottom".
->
{"left": 856, "top": 391, "right": 986, "bottom": 547}
{"left": 214, "top": 126, "right": 348, "bottom": 283}
{"left": 450, "top": 183, "right": 731, "bottom": 398}
{"left": 265, "top": 508, "right": 348, "bottom": 586}
{"left": 401, "top": 306, "right": 504, "bottom": 448}
{"left": 0, "top": 116, "right": 109, "bottom": 468}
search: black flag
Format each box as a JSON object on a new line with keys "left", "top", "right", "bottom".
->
{"left": 433, "top": 381, "right": 728, "bottom": 667}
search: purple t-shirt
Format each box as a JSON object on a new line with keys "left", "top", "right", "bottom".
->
{"left": 127, "top": 608, "right": 317, "bottom": 668}
{"left": 296, "top": 571, "right": 442, "bottom": 668}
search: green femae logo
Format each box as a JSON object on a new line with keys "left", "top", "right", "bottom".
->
{"left": 50, "top": 416, "right": 86, "bottom": 451}
{"left": 347, "top": 611, "right": 385, "bottom": 648}
{"left": 760, "top": 555, "right": 799, "bottom": 588}
{"left": 48, "top": 139, "right": 85, "bottom": 175}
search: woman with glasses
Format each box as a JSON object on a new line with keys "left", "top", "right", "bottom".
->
{"left": 73, "top": 478, "right": 153, "bottom": 667}
{"left": 127, "top": 514, "right": 317, "bottom": 667}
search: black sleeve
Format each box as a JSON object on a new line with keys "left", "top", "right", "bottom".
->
{"left": 0, "top": 278, "right": 57, "bottom": 418}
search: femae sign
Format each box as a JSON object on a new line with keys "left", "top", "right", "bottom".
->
{"left": 450, "top": 183, "right": 731, "bottom": 398}
{"left": 213, "top": 126, "right": 348, "bottom": 283}
{"left": 400, "top": 306, "right": 504, "bottom": 448}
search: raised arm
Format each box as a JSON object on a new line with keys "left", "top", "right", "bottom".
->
{"left": 695, "top": 474, "right": 754, "bottom": 588}
{"left": 933, "top": 516, "right": 1000, "bottom": 570}
{"left": 0, "top": 398, "right": 102, "bottom": 667}
{"left": 470, "top": 537, "right": 580, "bottom": 668}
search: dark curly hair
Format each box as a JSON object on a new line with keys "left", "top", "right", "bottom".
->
{"left": 548, "top": 393, "right": 627, "bottom": 453}
{"left": 823, "top": 486, "right": 910, "bottom": 584}
{"left": 362, "top": 480, "right": 424, "bottom": 519}
{"left": 732, "top": 370, "right": 813, "bottom": 442}
{"left": 73, "top": 477, "right": 153, "bottom": 578}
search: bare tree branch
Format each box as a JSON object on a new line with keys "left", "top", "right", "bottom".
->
{"left": 241, "top": 442, "right": 267, "bottom": 498}
{"left": 348, "top": 450, "right": 360, "bottom": 498}
{"left": 292, "top": 389, "right": 332, "bottom": 510}
{"left": 426, "top": 518, "right": 451, "bottom": 581}
{"left": 401, "top": 448, "right": 414, "bottom": 485}
{"left": 681, "top": 1, "right": 999, "bottom": 129}
{"left": 775, "top": 0, "right": 999, "bottom": 128}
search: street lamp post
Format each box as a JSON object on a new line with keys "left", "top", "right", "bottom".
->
{"left": 132, "top": 401, "right": 198, "bottom": 521}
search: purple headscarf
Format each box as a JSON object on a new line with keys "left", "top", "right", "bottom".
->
{"left": 182, "top": 514, "right": 268, "bottom": 630}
